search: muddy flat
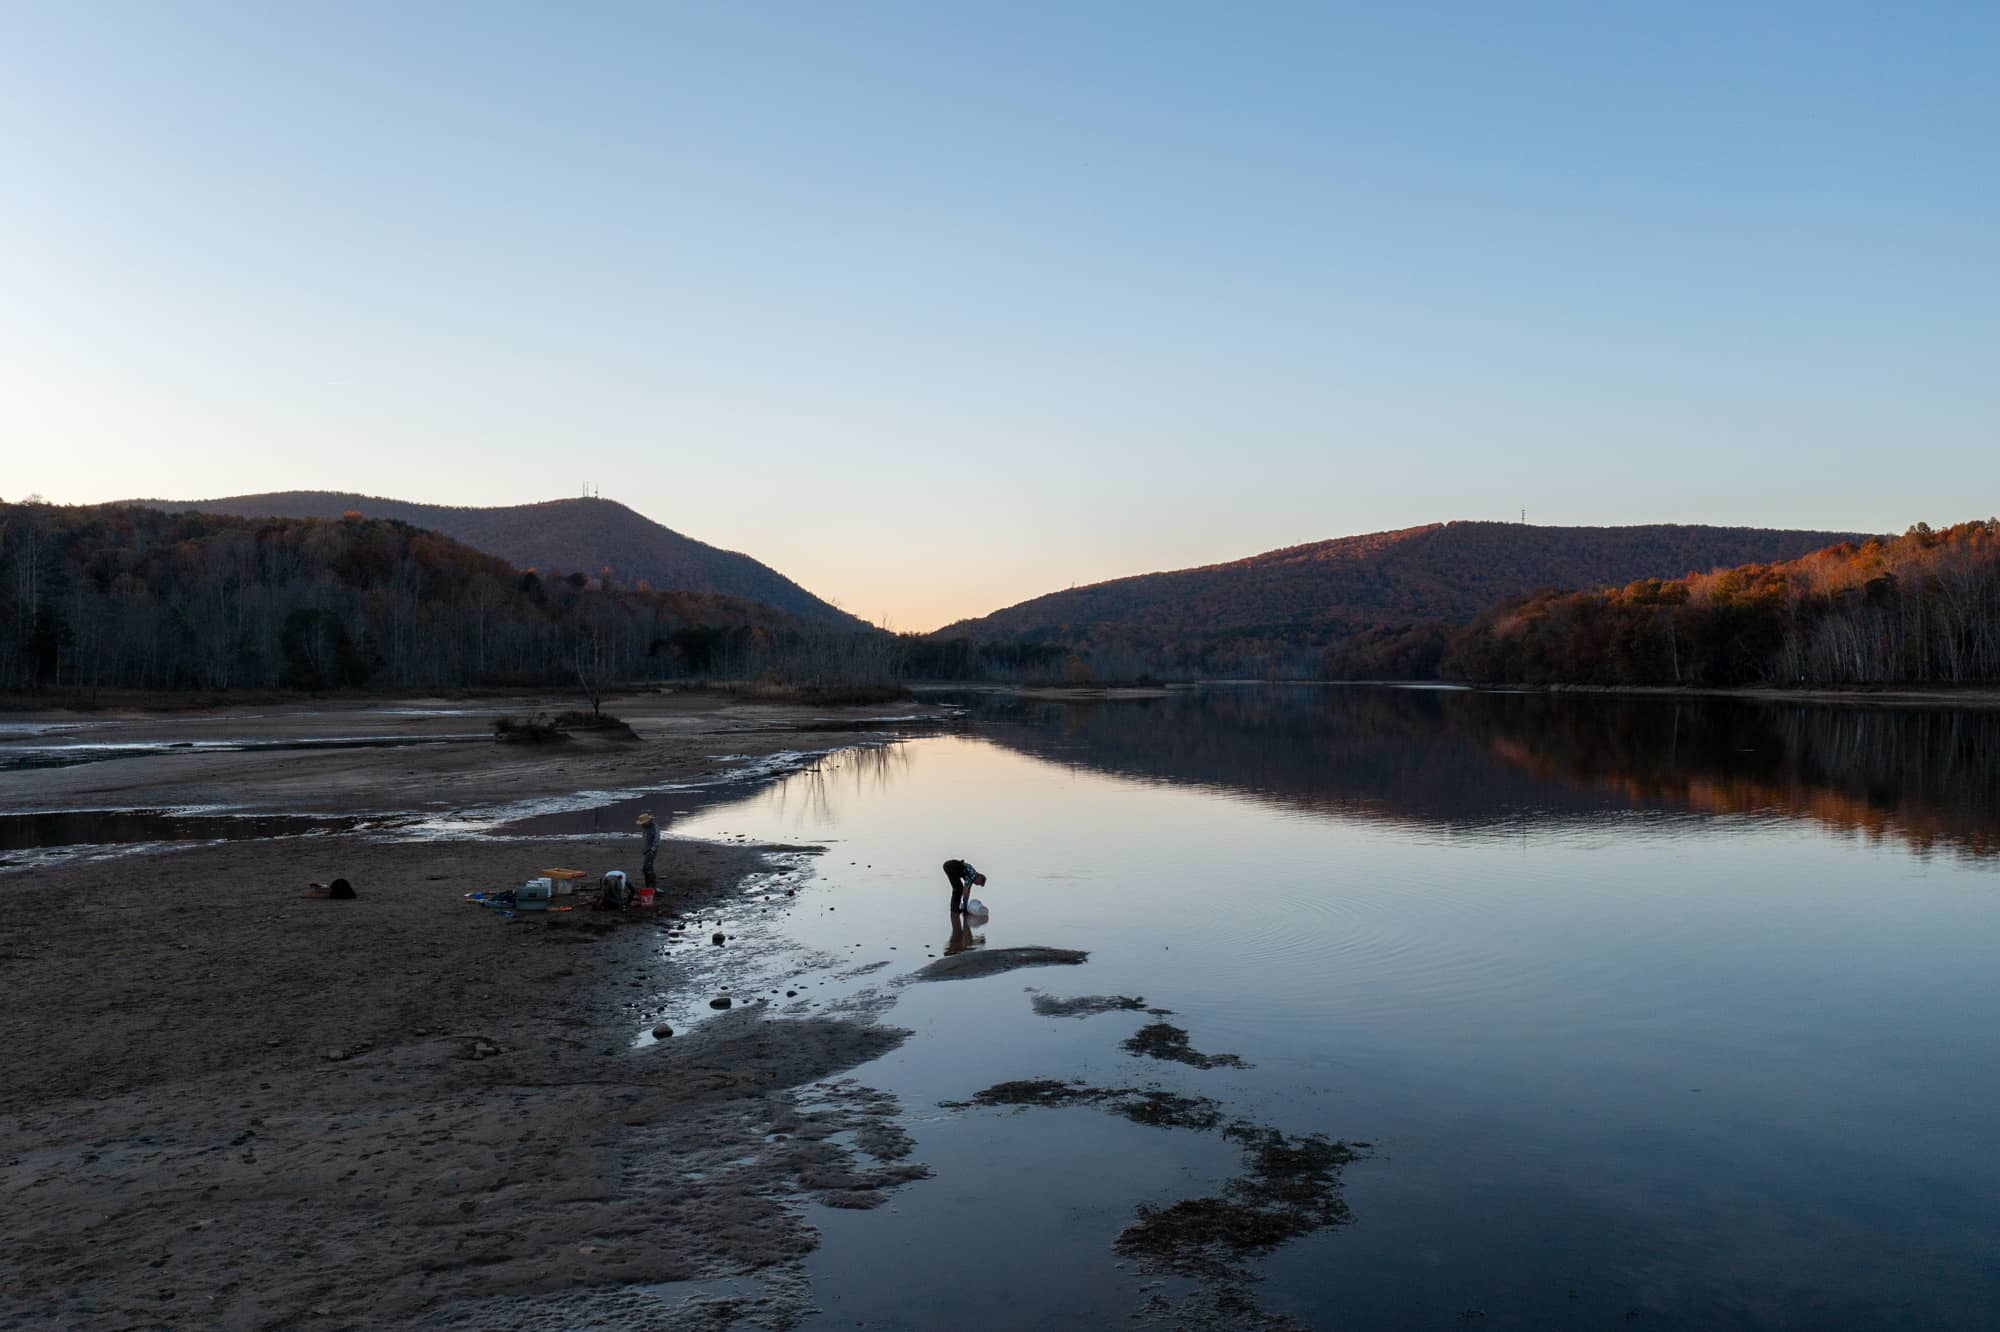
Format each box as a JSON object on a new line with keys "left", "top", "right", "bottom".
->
{"left": 0, "top": 691, "right": 925, "bottom": 819}
{"left": 0, "top": 691, "right": 944, "bottom": 1330}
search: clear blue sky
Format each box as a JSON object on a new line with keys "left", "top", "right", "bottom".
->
{"left": 3, "top": 2, "right": 1994, "bottom": 629}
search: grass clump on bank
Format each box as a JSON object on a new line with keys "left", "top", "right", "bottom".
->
{"left": 951, "top": 1080, "right": 1224, "bottom": 1131}
{"left": 492, "top": 710, "right": 636, "bottom": 743}
{"left": 668, "top": 680, "right": 912, "bottom": 706}
{"left": 1115, "top": 1126, "right": 1361, "bottom": 1273}
{"left": 1121, "top": 1022, "right": 1250, "bottom": 1069}
{"left": 550, "top": 708, "right": 632, "bottom": 731}
{"left": 493, "top": 714, "right": 564, "bottom": 743}
{"left": 1029, "top": 993, "right": 1154, "bottom": 1019}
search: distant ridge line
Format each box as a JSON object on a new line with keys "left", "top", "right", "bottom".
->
{"left": 140, "top": 491, "right": 869, "bottom": 630}
{"left": 937, "top": 520, "right": 1869, "bottom": 668}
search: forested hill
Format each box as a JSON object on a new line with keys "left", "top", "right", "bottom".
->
{"left": 1441, "top": 520, "right": 2000, "bottom": 688}
{"left": 153, "top": 492, "right": 868, "bottom": 630}
{"left": 937, "top": 522, "right": 1863, "bottom": 676}
{"left": 0, "top": 503, "right": 823, "bottom": 692}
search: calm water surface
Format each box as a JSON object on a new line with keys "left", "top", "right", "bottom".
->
{"left": 670, "top": 686, "right": 2000, "bottom": 1330}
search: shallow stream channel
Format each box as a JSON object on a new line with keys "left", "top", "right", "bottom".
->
{"left": 610, "top": 686, "right": 2000, "bottom": 1331}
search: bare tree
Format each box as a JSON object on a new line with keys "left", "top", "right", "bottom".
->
{"left": 572, "top": 616, "right": 613, "bottom": 718}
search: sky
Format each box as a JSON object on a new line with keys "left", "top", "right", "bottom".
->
{"left": 2, "top": 2, "right": 1995, "bottom": 630}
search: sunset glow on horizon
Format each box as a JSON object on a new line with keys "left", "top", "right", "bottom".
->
{"left": 4, "top": 1, "right": 1995, "bottom": 630}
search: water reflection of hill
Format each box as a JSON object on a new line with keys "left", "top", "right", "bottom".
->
{"left": 1466, "top": 693, "right": 2000, "bottom": 863}
{"left": 960, "top": 686, "right": 2000, "bottom": 861}
{"left": 961, "top": 686, "right": 1633, "bottom": 835}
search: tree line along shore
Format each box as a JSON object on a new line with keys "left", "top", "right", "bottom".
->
{"left": 1440, "top": 521, "right": 2000, "bottom": 688}
{"left": 4, "top": 501, "right": 1998, "bottom": 696}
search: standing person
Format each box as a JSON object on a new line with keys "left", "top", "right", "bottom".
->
{"left": 638, "top": 812, "right": 659, "bottom": 895}
{"left": 941, "top": 857, "right": 985, "bottom": 914}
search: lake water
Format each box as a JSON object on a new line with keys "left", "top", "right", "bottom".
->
{"left": 665, "top": 685, "right": 2000, "bottom": 1330}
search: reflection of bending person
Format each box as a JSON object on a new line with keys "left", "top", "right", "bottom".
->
{"left": 941, "top": 858, "right": 985, "bottom": 914}
{"left": 945, "top": 909, "right": 983, "bottom": 956}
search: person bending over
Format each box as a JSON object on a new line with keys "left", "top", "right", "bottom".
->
{"left": 941, "top": 858, "right": 985, "bottom": 914}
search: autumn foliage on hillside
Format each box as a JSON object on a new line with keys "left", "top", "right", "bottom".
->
{"left": 155, "top": 492, "right": 867, "bottom": 629}
{"left": 0, "top": 503, "right": 821, "bottom": 692}
{"left": 1441, "top": 521, "right": 2000, "bottom": 687}
{"left": 939, "top": 521, "right": 1860, "bottom": 678}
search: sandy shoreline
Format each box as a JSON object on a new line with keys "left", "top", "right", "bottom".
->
{"left": 0, "top": 693, "right": 948, "bottom": 1330}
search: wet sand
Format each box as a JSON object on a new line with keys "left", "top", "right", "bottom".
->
{"left": 0, "top": 692, "right": 943, "bottom": 1329}
{"left": 0, "top": 689, "right": 937, "bottom": 817}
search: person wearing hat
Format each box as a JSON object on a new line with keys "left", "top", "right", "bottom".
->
{"left": 638, "top": 812, "right": 660, "bottom": 895}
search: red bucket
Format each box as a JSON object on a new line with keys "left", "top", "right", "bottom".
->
{"left": 636, "top": 885, "right": 656, "bottom": 907}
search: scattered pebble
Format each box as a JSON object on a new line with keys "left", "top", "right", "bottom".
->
{"left": 651, "top": 1023, "right": 673, "bottom": 1039}
{"left": 710, "top": 996, "right": 732, "bottom": 1010}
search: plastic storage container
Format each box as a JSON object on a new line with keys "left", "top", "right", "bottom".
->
{"left": 543, "top": 868, "right": 587, "bottom": 896}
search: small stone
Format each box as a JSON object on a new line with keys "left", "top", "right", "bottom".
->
{"left": 651, "top": 1023, "right": 673, "bottom": 1039}
{"left": 785, "top": 991, "right": 797, "bottom": 998}
{"left": 711, "top": 932, "right": 726, "bottom": 945}
{"left": 709, "top": 996, "right": 732, "bottom": 1010}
